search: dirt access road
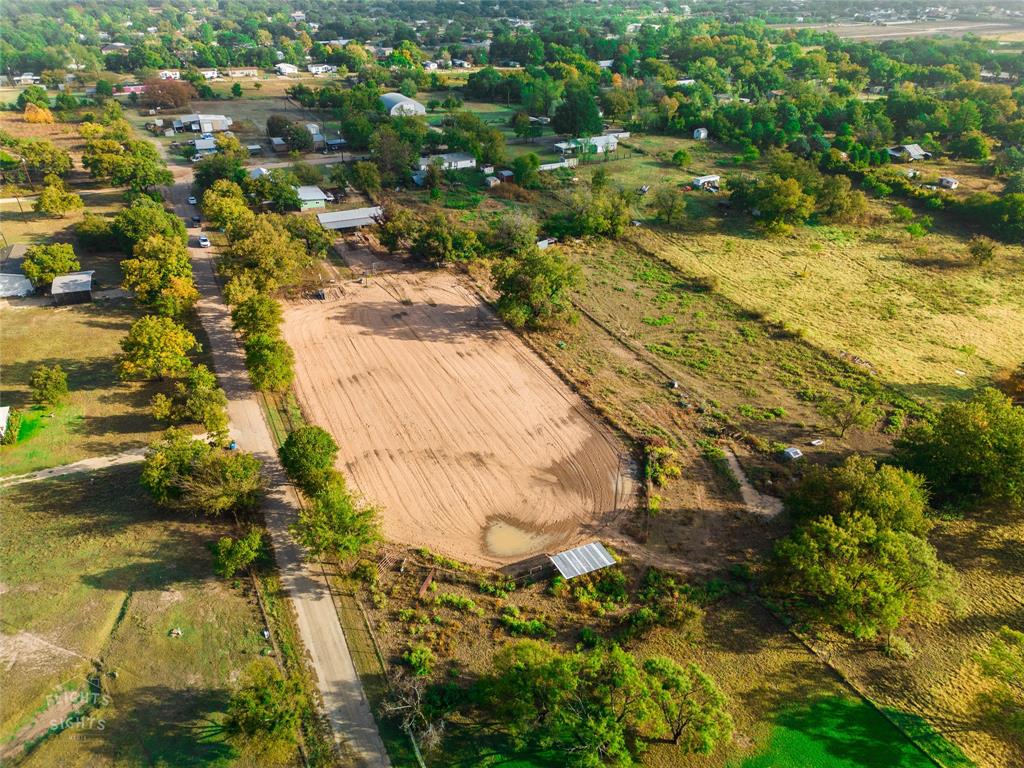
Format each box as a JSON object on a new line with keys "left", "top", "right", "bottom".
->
{"left": 164, "top": 177, "right": 389, "bottom": 768}
{"left": 282, "top": 245, "right": 635, "bottom": 567}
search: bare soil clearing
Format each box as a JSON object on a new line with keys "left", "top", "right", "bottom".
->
{"left": 282, "top": 247, "right": 635, "bottom": 566}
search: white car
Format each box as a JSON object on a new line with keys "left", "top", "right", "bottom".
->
{"left": 198, "top": 235, "right": 211, "bottom": 248}
{"left": 187, "top": 195, "right": 197, "bottom": 205}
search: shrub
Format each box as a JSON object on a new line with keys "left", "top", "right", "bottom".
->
{"left": 30, "top": 364, "right": 68, "bottom": 408}
{"left": 214, "top": 527, "right": 267, "bottom": 578}
{"left": 404, "top": 644, "right": 435, "bottom": 677}
{"left": 22, "top": 243, "right": 79, "bottom": 287}
{"left": 243, "top": 333, "right": 295, "bottom": 392}
{"left": 1, "top": 408, "right": 23, "bottom": 445}
{"left": 499, "top": 606, "right": 555, "bottom": 638}
{"left": 478, "top": 578, "right": 517, "bottom": 599}
{"left": 434, "top": 592, "right": 484, "bottom": 616}
{"left": 645, "top": 439, "right": 682, "bottom": 487}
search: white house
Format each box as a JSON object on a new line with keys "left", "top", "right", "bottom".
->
{"left": 693, "top": 127, "right": 709, "bottom": 140}
{"left": 307, "top": 63, "right": 337, "bottom": 75}
{"left": 417, "top": 152, "right": 477, "bottom": 171}
{"left": 380, "top": 92, "right": 426, "bottom": 116}
{"left": 290, "top": 10, "right": 306, "bottom": 22}
{"left": 423, "top": 61, "right": 438, "bottom": 71}
{"left": 554, "top": 133, "right": 626, "bottom": 155}
{"left": 597, "top": 59, "right": 614, "bottom": 69}
{"left": 227, "top": 68, "right": 260, "bottom": 78}
{"left": 199, "top": 68, "right": 220, "bottom": 80}
{"left": 15, "top": 73, "right": 41, "bottom": 85}
{"left": 248, "top": 167, "right": 271, "bottom": 179}
{"left": 675, "top": 78, "right": 696, "bottom": 87}
{"left": 193, "top": 137, "right": 217, "bottom": 156}
{"left": 275, "top": 63, "right": 299, "bottom": 75}
{"left": 158, "top": 69, "right": 181, "bottom": 80}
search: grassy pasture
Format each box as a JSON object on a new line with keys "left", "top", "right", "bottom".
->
{"left": 0, "top": 300, "right": 161, "bottom": 476}
{"left": 0, "top": 467, "right": 278, "bottom": 767}
{"left": 562, "top": 135, "right": 1024, "bottom": 403}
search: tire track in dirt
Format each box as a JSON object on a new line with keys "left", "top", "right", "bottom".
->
{"left": 283, "top": 262, "right": 634, "bottom": 566}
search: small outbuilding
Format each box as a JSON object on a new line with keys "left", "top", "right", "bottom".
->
{"left": 317, "top": 206, "right": 384, "bottom": 231}
{"left": 693, "top": 127, "right": 709, "bottom": 140}
{"left": 325, "top": 138, "right": 346, "bottom": 152}
{"left": 270, "top": 137, "right": 287, "bottom": 153}
{"left": 939, "top": 177, "right": 959, "bottom": 190}
{"left": 295, "top": 186, "right": 329, "bottom": 211}
{"left": 484, "top": 175, "right": 500, "bottom": 188}
{"left": 781, "top": 446, "right": 804, "bottom": 462}
{"left": 692, "top": 174, "right": 720, "bottom": 190}
{"left": 380, "top": 92, "right": 426, "bottom": 116}
{"left": 497, "top": 170, "right": 514, "bottom": 182}
{"left": 51, "top": 271, "right": 94, "bottom": 305}
{"left": 548, "top": 541, "right": 616, "bottom": 580}
{"left": 887, "top": 144, "right": 931, "bottom": 162}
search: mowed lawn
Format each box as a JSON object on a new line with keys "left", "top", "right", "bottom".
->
{"left": 0, "top": 300, "right": 162, "bottom": 476}
{"left": 0, "top": 467, "right": 278, "bottom": 767}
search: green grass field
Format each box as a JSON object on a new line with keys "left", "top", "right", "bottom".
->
{"left": 0, "top": 467, "right": 279, "bottom": 766}
{"left": 0, "top": 300, "right": 162, "bottom": 476}
{"left": 732, "top": 697, "right": 951, "bottom": 768}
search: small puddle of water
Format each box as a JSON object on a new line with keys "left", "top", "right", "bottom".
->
{"left": 485, "top": 520, "right": 556, "bottom": 558}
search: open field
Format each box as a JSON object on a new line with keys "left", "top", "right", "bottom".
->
{"left": 281, "top": 244, "right": 634, "bottom": 567}
{"left": 770, "top": 19, "right": 1024, "bottom": 41}
{"left": 566, "top": 137, "right": 1024, "bottom": 403}
{"left": 352, "top": 549, "right": 956, "bottom": 768}
{"left": 0, "top": 298, "right": 163, "bottom": 477}
{"left": 0, "top": 467, "right": 280, "bottom": 766}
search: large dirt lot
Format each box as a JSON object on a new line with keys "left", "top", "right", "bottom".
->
{"left": 282, "top": 246, "right": 635, "bottom": 566}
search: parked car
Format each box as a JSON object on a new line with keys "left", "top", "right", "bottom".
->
{"left": 324, "top": 191, "right": 335, "bottom": 202}
{"left": 187, "top": 195, "right": 197, "bottom": 205}
{"left": 191, "top": 215, "right": 201, "bottom": 225}
{"left": 198, "top": 235, "right": 211, "bottom": 247}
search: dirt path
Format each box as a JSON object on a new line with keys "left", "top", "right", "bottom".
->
{"left": 165, "top": 181, "right": 389, "bottom": 767}
{"left": 724, "top": 448, "right": 783, "bottom": 519}
{"left": 0, "top": 447, "right": 148, "bottom": 487}
{"left": 282, "top": 247, "right": 635, "bottom": 567}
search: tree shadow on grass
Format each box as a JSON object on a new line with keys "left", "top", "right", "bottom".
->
{"left": 74, "top": 685, "right": 237, "bottom": 768}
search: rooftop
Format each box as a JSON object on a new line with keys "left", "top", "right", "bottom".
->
{"left": 295, "top": 185, "right": 328, "bottom": 202}
{"left": 51, "top": 270, "right": 94, "bottom": 295}
{"left": 548, "top": 541, "right": 616, "bottom": 580}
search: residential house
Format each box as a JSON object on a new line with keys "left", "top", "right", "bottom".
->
{"left": 199, "top": 68, "right": 220, "bottom": 80}
{"left": 554, "top": 133, "right": 627, "bottom": 156}
{"left": 178, "top": 113, "right": 233, "bottom": 132}
{"left": 417, "top": 152, "right": 477, "bottom": 171}
{"left": 158, "top": 69, "right": 181, "bottom": 80}
{"left": 275, "top": 63, "right": 299, "bottom": 75}
{"left": 227, "top": 68, "right": 260, "bottom": 78}
{"left": 294, "top": 186, "right": 329, "bottom": 211}
{"left": 887, "top": 144, "right": 932, "bottom": 162}
{"left": 307, "top": 63, "right": 337, "bottom": 75}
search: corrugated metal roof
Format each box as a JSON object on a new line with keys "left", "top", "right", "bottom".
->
{"left": 317, "top": 206, "right": 382, "bottom": 230}
{"left": 51, "top": 270, "right": 93, "bottom": 295}
{"left": 548, "top": 541, "right": 616, "bottom": 580}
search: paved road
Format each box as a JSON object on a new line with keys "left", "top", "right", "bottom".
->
{"left": 167, "top": 182, "right": 390, "bottom": 767}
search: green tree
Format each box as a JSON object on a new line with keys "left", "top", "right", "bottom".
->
{"left": 231, "top": 294, "right": 283, "bottom": 338}
{"left": 279, "top": 425, "right": 339, "bottom": 495}
{"left": 772, "top": 511, "right": 956, "bottom": 639}
{"left": 243, "top": 333, "right": 295, "bottom": 392}
{"left": 512, "top": 152, "right": 540, "bottom": 188}
{"left": 121, "top": 234, "right": 196, "bottom": 316}
{"left": 292, "top": 475, "right": 380, "bottom": 560}
{"left": 643, "top": 658, "right": 733, "bottom": 751}
{"left": 787, "top": 455, "right": 933, "bottom": 537}
{"left": 215, "top": 528, "right": 268, "bottom": 577}
{"left": 1, "top": 408, "right": 23, "bottom": 445}
{"left": 21, "top": 243, "right": 79, "bottom": 287}
{"left": 151, "top": 363, "right": 228, "bottom": 440}
{"left": 226, "top": 660, "right": 302, "bottom": 761}
{"left": 377, "top": 207, "right": 419, "bottom": 253}
{"left": 370, "top": 126, "right": 415, "bottom": 186}
{"left": 214, "top": 527, "right": 266, "bottom": 578}
{"left": 231, "top": 82, "right": 243, "bottom": 98}
{"left": 552, "top": 86, "right": 603, "bottom": 138}
{"left": 493, "top": 245, "right": 581, "bottom": 329}
{"left": 119, "top": 315, "right": 198, "bottom": 381}
{"left": 650, "top": 186, "right": 687, "bottom": 226}
{"left": 16, "top": 85, "right": 49, "bottom": 109}
{"left": 222, "top": 216, "right": 309, "bottom": 293}
{"left": 818, "top": 394, "right": 881, "bottom": 437}
{"left": 967, "top": 235, "right": 996, "bottom": 266}
{"left": 350, "top": 160, "right": 382, "bottom": 196}
{"left": 492, "top": 209, "right": 538, "bottom": 256}
{"left": 410, "top": 213, "right": 456, "bottom": 264}
{"left": 112, "top": 197, "right": 187, "bottom": 250}
{"left": 671, "top": 149, "right": 691, "bottom": 168}
{"left": 180, "top": 450, "right": 265, "bottom": 517}
{"left": 29, "top": 364, "right": 69, "bottom": 408}
{"left": 141, "top": 427, "right": 212, "bottom": 505}
{"left": 33, "top": 180, "right": 84, "bottom": 218}
{"left": 895, "top": 388, "right": 1024, "bottom": 509}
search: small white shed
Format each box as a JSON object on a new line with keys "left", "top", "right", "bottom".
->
{"left": 693, "top": 127, "right": 709, "bottom": 140}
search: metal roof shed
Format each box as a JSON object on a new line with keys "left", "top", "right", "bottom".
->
{"left": 548, "top": 541, "right": 616, "bottom": 580}
{"left": 317, "top": 206, "right": 383, "bottom": 231}
{"left": 51, "top": 270, "right": 94, "bottom": 305}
